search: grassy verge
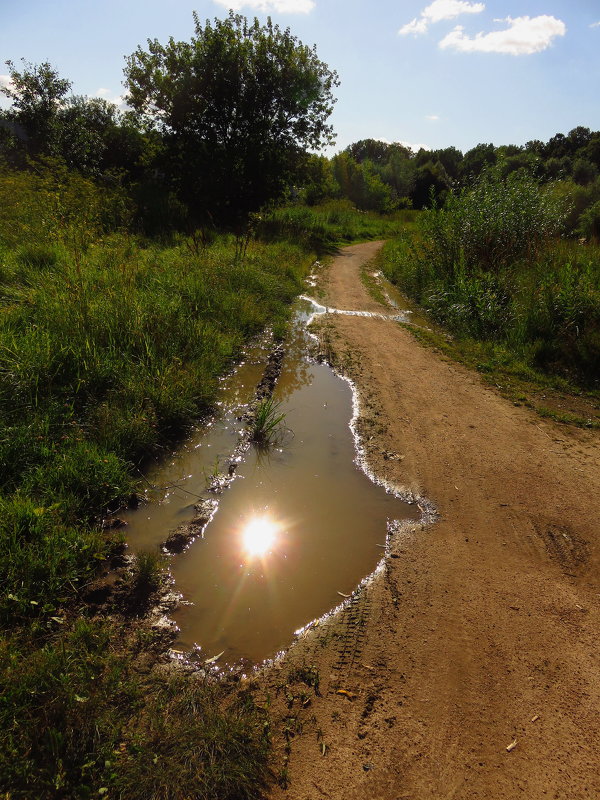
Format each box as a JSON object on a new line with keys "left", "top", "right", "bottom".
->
{"left": 377, "top": 240, "right": 600, "bottom": 429}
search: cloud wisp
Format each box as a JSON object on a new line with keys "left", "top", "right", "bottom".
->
{"left": 95, "top": 88, "right": 127, "bottom": 109}
{"left": 399, "top": 0, "right": 484, "bottom": 36}
{"left": 213, "top": 0, "right": 315, "bottom": 13}
{"left": 439, "top": 15, "right": 566, "bottom": 55}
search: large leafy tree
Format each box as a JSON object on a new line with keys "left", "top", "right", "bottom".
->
{"left": 124, "top": 11, "right": 339, "bottom": 226}
{"left": 0, "top": 59, "right": 71, "bottom": 158}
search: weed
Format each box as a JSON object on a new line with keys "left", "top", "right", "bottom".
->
{"left": 287, "top": 664, "right": 321, "bottom": 695}
{"left": 250, "top": 397, "right": 287, "bottom": 447}
{"left": 130, "top": 550, "right": 163, "bottom": 597}
{"left": 113, "top": 674, "right": 271, "bottom": 800}
{"left": 381, "top": 169, "right": 600, "bottom": 390}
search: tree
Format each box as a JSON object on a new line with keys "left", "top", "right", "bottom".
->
{"left": 300, "top": 154, "right": 338, "bottom": 205}
{"left": 572, "top": 158, "right": 598, "bottom": 186}
{"left": 345, "top": 139, "right": 391, "bottom": 165}
{"left": 381, "top": 147, "right": 416, "bottom": 201}
{"left": 412, "top": 160, "right": 450, "bottom": 208}
{"left": 432, "top": 146, "right": 463, "bottom": 181}
{"left": 332, "top": 152, "right": 395, "bottom": 212}
{"left": 56, "top": 97, "right": 148, "bottom": 177}
{"left": 459, "top": 143, "right": 497, "bottom": 182}
{"left": 0, "top": 60, "right": 71, "bottom": 156}
{"left": 124, "top": 12, "right": 339, "bottom": 226}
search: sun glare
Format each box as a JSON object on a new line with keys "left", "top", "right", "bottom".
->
{"left": 241, "top": 515, "right": 277, "bottom": 558}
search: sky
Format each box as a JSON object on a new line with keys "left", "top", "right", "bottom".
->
{"left": 1, "top": 0, "right": 599, "bottom": 155}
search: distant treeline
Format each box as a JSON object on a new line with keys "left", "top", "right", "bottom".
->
{"left": 301, "top": 131, "right": 600, "bottom": 235}
{"left": 2, "top": 58, "right": 600, "bottom": 238}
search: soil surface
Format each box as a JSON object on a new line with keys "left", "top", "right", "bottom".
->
{"left": 260, "top": 241, "right": 600, "bottom": 800}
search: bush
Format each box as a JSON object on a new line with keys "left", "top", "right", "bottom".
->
{"left": 381, "top": 170, "right": 600, "bottom": 387}
{"left": 419, "top": 166, "right": 568, "bottom": 278}
{"left": 579, "top": 200, "right": 600, "bottom": 240}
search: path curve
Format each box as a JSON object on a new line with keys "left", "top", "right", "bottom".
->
{"left": 262, "top": 241, "right": 600, "bottom": 800}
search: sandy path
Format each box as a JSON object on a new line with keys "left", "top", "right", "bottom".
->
{"left": 262, "top": 241, "right": 600, "bottom": 800}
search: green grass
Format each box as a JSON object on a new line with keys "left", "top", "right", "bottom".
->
{"left": 257, "top": 200, "right": 416, "bottom": 252}
{"left": 0, "top": 619, "right": 271, "bottom": 799}
{"left": 250, "top": 397, "right": 287, "bottom": 447}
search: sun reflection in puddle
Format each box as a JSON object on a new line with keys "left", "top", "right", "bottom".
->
{"left": 241, "top": 514, "right": 278, "bottom": 558}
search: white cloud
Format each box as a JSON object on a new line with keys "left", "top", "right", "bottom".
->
{"left": 424, "top": 0, "right": 485, "bottom": 24}
{"left": 399, "top": 140, "right": 431, "bottom": 152}
{"left": 0, "top": 75, "right": 14, "bottom": 108}
{"left": 399, "top": 0, "right": 484, "bottom": 35}
{"left": 399, "top": 17, "right": 429, "bottom": 35}
{"left": 213, "top": 0, "right": 315, "bottom": 13}
{"left": 425, "top": 114, "right": 440, "bottom": 121}
{"left": 95, "top": 88, "right": 126, "bottom": 109}
{"left": 439, "top": 15, "right": 566, "bottom": 55}
{"left": 590, "top": 21, "right": 600, "bottom": 28}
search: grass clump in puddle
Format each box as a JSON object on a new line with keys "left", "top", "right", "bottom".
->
{"left": 250, "top": 397, "right": 287, "bottom": 447}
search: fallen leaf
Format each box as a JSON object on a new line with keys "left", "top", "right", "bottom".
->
{"left": 336, "top": 689, "right": 357, "bottom": 701}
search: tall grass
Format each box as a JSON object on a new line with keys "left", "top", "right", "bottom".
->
{"left": 0, "top": 231, "right": 312, "bottom": 609}
{"left": 382, "top": 170, "right": 600, "bottom": 388}
{"left": 250, "top": 397, "right": 287, "bottom": 447}
{"left": 257, "top": 199, "right": 415, "bottom": 252}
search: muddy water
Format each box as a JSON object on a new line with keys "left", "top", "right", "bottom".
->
{"left": 123, "top": 298, "right": 414, "bottom": 665}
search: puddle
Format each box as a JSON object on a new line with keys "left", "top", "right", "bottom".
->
{"left": 123, "top": 296, "right": 415, "bottom": 666}
{"left": 367, "top": 270, "right": 433, "bottom": 330}
{"left": 299, "top": 294, "right": 411, "bottom": 323}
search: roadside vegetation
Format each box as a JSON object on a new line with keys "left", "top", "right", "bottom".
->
{"left": 0, "top": 162, "right": 318, "bottom": 798}
{"left": 380, "top": 167, "right": 600, "bottom": 426}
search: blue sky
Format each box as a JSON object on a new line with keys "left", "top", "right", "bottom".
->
{"left": 1, "top": 0, "right": 599, "bottom": 154}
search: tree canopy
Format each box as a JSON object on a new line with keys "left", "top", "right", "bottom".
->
{"left": 124, "top": 11, "right": 339, "bottom": 226}
{"left": 0, "top": 60, "right": 71, "bottom": 158}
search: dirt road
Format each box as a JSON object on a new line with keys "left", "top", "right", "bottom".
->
{"left": 262, "top": 241, "right": 600, "bottom": 800}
